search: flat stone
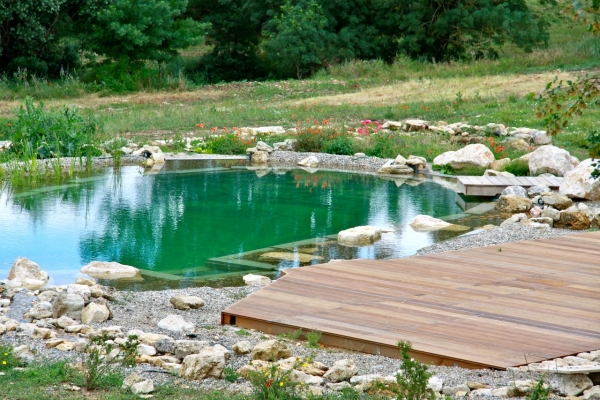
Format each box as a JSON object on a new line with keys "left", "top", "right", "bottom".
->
{"left": 258, "top": 252, "right": 323, "bottom": 263}
{"left": 80, "top": 261, "right": 140, "bottom": 279}
{"left": 170, "top": 295, "right": 204, "bottom": 310}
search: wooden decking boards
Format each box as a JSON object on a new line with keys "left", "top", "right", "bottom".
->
{"left": 222, "top": 231, "right": 600, "bottom": 369}
{"left": 456, "top": 176, "right": 563, "bottom": 196}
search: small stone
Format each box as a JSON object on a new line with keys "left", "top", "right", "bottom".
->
{"left": 549, "top": 374, "right": 593, "bottom": 396}
{"left": 242, "top": 274, "right": 271, "bottom": 286}
{"left": 170, "top": 295, "right": 205, "bottom": 310}
{"left": 56, "top": 342, "right": 75, "bottom": 351}
{"left": 428, "top": 376, "right": 445, "bottom": 392}
{"left": 138, "top": 344, "right": 157, "bottom": 356}
{"left": 323, "top": 359, "right": 357, "bottom": 383}
{"left": 158, "top": 315, "right": 195, "bottom": 333}
{"left": 501, "top": 186, "right": 528, "bottom": 198}
{"left": 75, "top": 277, "right": 96, "bottom": 287}
{"left": 337, "top": 226, "right": 383, "bottom": 246}
{"left": 122, "top": 372, "right": 145, "bottom": 390}
{"left": 81, "top": 303, "right": 110, "bottom": 324}
{"left": 298, "top": 156, "right": 319, "bottom": 168}
{"left": 6, "top": 257, "right": 49, "bottom": 290}
{"left": 233, "top": 340, "right": 253, "bottom": 355}
{"left": 583, "top": 386, "right": 600, "bottom": 400}
{"left": 251, "top": 340, "right": 292, "bottom": 361}
{"left": 131, "top": 380, "right": 154, "bottom": 395}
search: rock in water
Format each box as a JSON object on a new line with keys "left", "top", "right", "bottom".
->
{"left": 258, "top": 252, "right": 323, "bottom": 263}
{"left": 408, "top": 215, "right": 452, "bottom": 232}
{"left": 6, "top": 257, "right": 49, "bottom": 290}
{"left": 243, "top": 274, "right": 271, "bottom": 286}
{"left": 80, "top": 261, "right": 140, "bottom": 279}
{"left": 298, "top": 156, "right": 319, "bottom": 168}
{"left": 337, "top": 226, "right": 383, "bottom": 246}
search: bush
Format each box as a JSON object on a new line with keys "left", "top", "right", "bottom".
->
{"left": 396, "top": 341, "right": 433, "bottom": 400}
{"left": 504, "top": 159, "right": 530, "bottom": 176}
{"left": 202, "top": 134, "right": 255, "bottom": 155}
{"left": 364, "top": 132, "right": 405, "bottom": 159}
{"left": 0, "top": 344, "right": 22, "bottom": 371}
{"left": 322, "top": 135, "right": 354, "bottom": 155}
{"left": 7, "top": 98, "right": 103, "bottom": 159}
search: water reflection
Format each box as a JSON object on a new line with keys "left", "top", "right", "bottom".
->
{"left": 0, "top": 160, "right": 468, "bottom": 288}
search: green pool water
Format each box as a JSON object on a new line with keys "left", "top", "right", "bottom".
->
{"left": 0, "top": 160, "right": 487, "bottom": 290}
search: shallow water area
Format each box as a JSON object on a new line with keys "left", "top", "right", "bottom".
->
{"left": 0, "top": 159, "right": 500, "bottom": 290}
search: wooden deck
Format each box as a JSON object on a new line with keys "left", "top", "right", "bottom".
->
{"left": 222, "top": 232, "right": 600, "bottom": 369}
{"left": 457, "top": 175, "right": 563, "bottom": 196}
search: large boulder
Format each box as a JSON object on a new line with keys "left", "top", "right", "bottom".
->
{"left": 251, "top": 340, "right": 292, "bottom": 361}
{"left": 256, "top": 141, "right": 273, "bottom": 153}
{"left": 495, "top": 195, "right": 532, "bottom": 213}
{"left": 433, "top": 144, "right": 494, "bottom": 170}
{"left": 180, "top": 346, "right": 228, "bottom": 380}
{"left": 323, "top": 359, "right": 358, "bottom": 382}
{"left": 554, "top": 211, "right": 591, "bottom": 230}
{"left": 501, "top": 186, "right": 528, "bottom": 198}
{"left": 52, "top": 293, "right": 85, "bottom": 320}
{"left": 80, "top": 261, "right": 140, "bottom": 279}
{"left": 560, "top": 159, "right": 600, "bottom": 200}
{"left": 528, "top": 145, "right": 579, "bottom": 177}
{"left": 170, "top": 295, "right": 204, "bottom": 310}
{"left": 6, "top": 257, "right": 49, "bottom": 290}
{"left": 337, "top": 226, "right": 382, "bottom": 246}
{"left": 408, "top": 215, "right": 452, "bottom": 232}
{"left": 81, "top": 303, "right": 110, "bottom": 324}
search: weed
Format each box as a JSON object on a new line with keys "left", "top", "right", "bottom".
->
{"left": 247, "top": 359, "right": 302, "bottom": 400}
{"left": 306, "top": 330, "right": 322, "bottom": 349}
{"left": 230, "top": 290, "right": 248, "bottom": 301}
{"left": 236, "top": 328, "right": 251, "bottom": 336}
{"left": 224, "top": 366, "right": 240, "bottom": 383}
{"left": 396, "top": 341, "right": 433, "bottom": 400}
{"left": 120, "top": 335, "right": 141, "bottom": 367}
{"left": 528, "top": 378, "right": 550, "bottom": 400}
{"left": 504, "top": 159, "right": 530, "bottom": 176}
{"left": 432, "top": 163, "right": 455, "bottom": 175}
{"left": 277, "top": 329, "right": 303, "bottom": 341}
{"left": 0, "top": 344, "right": 22, "bottom": 371}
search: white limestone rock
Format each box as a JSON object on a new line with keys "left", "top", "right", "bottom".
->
{"left": 251, "top": 340, "right": 292, "bottom": 361}
{"left": 377, "top": 159, "right": 414, "bottom": 175}
{"left": 560, "top": 159, "right": 600, "bottom": 200}
{"left": 251, "top": 150, "right": 269, "bottom": 164}
{"left": 6, "top": 257, "right": 49, "bottom": 290}
{"left": 180, "top": 346, "right": 229, "bottom": 380}
{"left": 549, "top": 374, "right": 593, "bottom": 396}
{"left": 80, "top": 261, "right": 140, "bottom": 280}
{"left": 433, "top": 144, "right": 495, "bottom": 170}
{"left": 243, "top": 274, "right": 271, "bottom": 286}
{"left": 298, "top": 156, "right": 319, "bottom": 168}
{"left": 158, "top": 315, "right": 195, "bottom": 333}
{"left": 528, "top": 145, "right": 579, "bottom": 177}
{"left": 131, "top": 380, "right": 154, "bottom": 394}
{"left": 52, "top": 293, "right": 85, "bottom": 320}
{"left": 337, "top": 226, "right": 383, "bottom": 246}
{"left": 323, "top": 359, "right": 358, "bottom": 383}
{"left": 233, "top": 340, "right": 253, "bottom": 355}
{"left": 170, "top": 295, "right": 204, "bottom": 310}
{"left": 408, "top": 215, "right": 452, "bottom": 232}
{"left": 495, "top": 195, "right": 532, "bottom": 213}
{"left": 81, "top": 303, "right": 110, "bottom": 324}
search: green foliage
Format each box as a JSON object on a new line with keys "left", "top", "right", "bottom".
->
{"left": 528, "top": 378, "right": 550, "bottom": 400}
{"left": 396, "top": 341, "right": 433, "bottom": 400}
{"left": 199, "top": 134, "right": 255, "bottom": 155}
{"left": 364, "top": 132, "right": 405, "bottom": 159}
{"left": 504, "top": 159, "right": 530, "bottom": 176}
{"left": 120, "top": 335, "right": 141, "bottom": 367}
{"left": 248, "top": 361, "right": 301, "bottom": 400}
{"left": 0, "top": 0, "right": 82, "bottom": 77}
{"left": 589, "top": 130, "right": 600, "bottom": 158}
{"left": 236, "top": 328, "right": 251, "bottom": 336}
{"left": 432, "top": 163, "right": 455, "bottom": 175}
{"left": 262, "top": 0, "right": 329, "bottom": 79}
{"left": 277, "top": 329, "right": 304, "bottom": 340}
{"left": 6, "top": 98, "right": 102, "bottom": 160}
{"left": 305, "top": 330, "right": 322, "bottom": 349}
{"left": 224, "top": 366, "right": 240, "bottom": 383}
{"left": 395, "top": 0, "right": 551, "bottom": 61}
{"left": 322, "top": 134, "right": 354, "bottom": 155}
{"left": 85, "top": 0, "right": 208, "bottom": 64}
{"left": 0, "top": 344, "right": 22, "bottom": 371}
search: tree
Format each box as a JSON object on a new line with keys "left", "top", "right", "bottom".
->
{"left": 262, "top": 0, "right": 329, "bottom": 78}
{"left": 538, "top": 0, "right": 600, "bottom": 137}
{"left": 0, "top": 0, "right": 83, "bottom": 77}
{"left": 84, "top": 0, "right": 208, "bottom": 64}
{"left": 393, "top": 0, "right": 551, "bottom": 61}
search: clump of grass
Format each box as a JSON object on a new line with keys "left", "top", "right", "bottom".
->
{"left": 396, "top": 341, "right": 433, "bottom": 400}
{"left": 305, "top": 330, "right": 322, "bottom": 349}
{"left": 504, "top": 159, "right": 530, "bottom": 176}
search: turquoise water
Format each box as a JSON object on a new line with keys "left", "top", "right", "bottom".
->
{"left": 0, "top": 160, "right": 470, "bottom": 289}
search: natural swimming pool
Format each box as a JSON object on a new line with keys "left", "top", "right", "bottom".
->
{"left": 0, "top": 159, "right": 497, "bottom": 289}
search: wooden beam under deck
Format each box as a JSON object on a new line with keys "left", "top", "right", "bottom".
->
{"left": 222, "top": 231, "right": 600, "bottom": 369}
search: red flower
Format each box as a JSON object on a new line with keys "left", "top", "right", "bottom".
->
{"left": 266, "top": 379, "right": 273, "bottom": 388}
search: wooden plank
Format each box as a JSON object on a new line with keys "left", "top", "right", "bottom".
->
{"left": 223, "top": 231, "right": 600, "bottom": 369}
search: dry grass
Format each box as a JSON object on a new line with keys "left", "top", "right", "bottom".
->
{"left": 293, "top": 72, "right": 577, "bottom": 106}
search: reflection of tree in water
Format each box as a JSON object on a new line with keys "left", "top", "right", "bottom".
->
{"left": 78, "top": 169, "right": 461, "bottom": 275}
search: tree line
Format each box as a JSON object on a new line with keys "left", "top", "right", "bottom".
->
{"left": 0, "top": 0, "right": 556, "bottom": 82}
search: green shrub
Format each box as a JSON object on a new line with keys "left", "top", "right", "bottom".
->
{"left": 295, "top": 126, "right": 326, "bottom": 153}
{"left": 504, "top": 159, "right": 530, "bottom": 176}
{"left": 396, "top": 341, "right": 433, "bottom": 400}
{"left": 305, "top": 330, "right": 322, "bottom": 349}
{"left": 323, "top": 135, "right": 354, "bottom": 155}
{"left": 7, "top": 98, "right": 103, "bottom": 160}
{"left": 202, "top": 134, "right": 255, "bottom": 155}
{"left": 432, "top": 163, "right": 455, "bottom": 175}
{"left": 364, "top": 133, "right": 405, "bottom": 159}
{"left": 455, "top": 165, "right": 487, "bottom": 176}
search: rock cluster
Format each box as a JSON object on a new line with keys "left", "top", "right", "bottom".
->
{"left": 497, "top": 185, "right": 598, "bottom": 230}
